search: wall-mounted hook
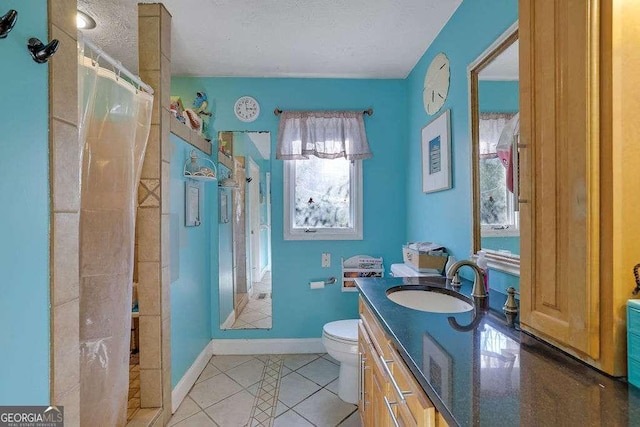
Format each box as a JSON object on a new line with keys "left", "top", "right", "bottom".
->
{"left": 27, "top": 37, "right": 59, "bottom": 64}
{"left": 0, "top": 10, "right": 18, "bottom": 39}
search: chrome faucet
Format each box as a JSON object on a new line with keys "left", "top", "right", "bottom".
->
{"left": 446, "top": 260, "right": 487, "bottom": 298}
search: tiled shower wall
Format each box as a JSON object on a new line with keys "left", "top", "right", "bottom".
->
{"left": 48, "top": 0, "right": 80, "bottom": 425}
{"left": 137, "top": 3, "right": 173, "bottom": 425}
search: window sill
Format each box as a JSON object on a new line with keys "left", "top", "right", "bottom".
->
{"left": 284, "top": 229, "right": 363, "bottom": 241}
{"left": 481, "top": 227, "right": 520, "bottom": 237}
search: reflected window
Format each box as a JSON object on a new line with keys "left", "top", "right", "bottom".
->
{"left": 479, "top": 113, "right": 519, "bottom": 236}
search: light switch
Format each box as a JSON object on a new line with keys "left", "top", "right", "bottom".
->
{"left": 322, "top": 252, "right": 331, "bottom": 267}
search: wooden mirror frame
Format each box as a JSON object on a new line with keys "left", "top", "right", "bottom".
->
{"left": 468, "top": 22, "right": 520, "bottom": 275}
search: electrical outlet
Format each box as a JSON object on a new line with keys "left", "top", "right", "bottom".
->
{"left": 322, "top": 253, "right": 331, "bottom": 267}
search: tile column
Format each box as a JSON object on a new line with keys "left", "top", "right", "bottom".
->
{"left": 48, "top": 0, "right": 80, "bottom": 425}
{"left": 138, "top": 3, "right": 173, "bottom": 424}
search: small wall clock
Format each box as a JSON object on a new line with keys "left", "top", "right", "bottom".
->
{"left": 234, "top": 96, "right": 260, "bottom": 122}
{"left": 423, "top": 53, "right": 450, "bottom": 115}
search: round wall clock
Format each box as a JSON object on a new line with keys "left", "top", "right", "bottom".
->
{"left": 423, "top": 53, "right": 450, "bottom": 115}
{"left": 234, "top": 96, "right": 260, "bottom": 122}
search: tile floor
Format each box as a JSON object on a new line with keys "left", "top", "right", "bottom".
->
{"left": 127, "top": 353, "right": 141, "bottom": 421}
{"left": 168, "top": 353, "right": 362, "bottom": 427}
{"left": 231, "top": 272, "right": 272, "bottom": 329}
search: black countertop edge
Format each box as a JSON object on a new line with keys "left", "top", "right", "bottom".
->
{"left": 355, "top": 276, "right": 640, "bottom": 427}
{"left": 357, "top": 282, "right": 462, "bottom": 426}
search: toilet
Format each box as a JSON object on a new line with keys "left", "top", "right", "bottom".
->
{"left": 322, "top": 319, "right": 360, "bottom": 404}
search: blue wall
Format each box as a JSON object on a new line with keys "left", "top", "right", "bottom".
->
{"left": 0, "top": 0, "right": 50, "bottom": 404}
{"left": 172, "top": 78, "right": 408, "bottom": 339}
{"left": 478, "top": 80, "right": 519, "bottom": 113}
{"left": 170, "top": 134, "right": 214, "bottom": 387}
{"left": 405, "top": 0, "right": 518, "bottom": 266}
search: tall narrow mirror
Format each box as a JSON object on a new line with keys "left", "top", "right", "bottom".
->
{"left": 470, "top": 25, "right": 521, "bottom": 265}
{"left": 218, "top": 131, "right": 272, "bottom": 329}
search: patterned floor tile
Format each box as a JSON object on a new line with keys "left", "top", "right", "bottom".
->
{"left": 292, "top": 388, "right": 357, "bottom": 426}
{"left": 297, "top": 357, "right": 340, "bottom": 386}
{"left": 189, "top": 373, "right": 243, "bottom": 409}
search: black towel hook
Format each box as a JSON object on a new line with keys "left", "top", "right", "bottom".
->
{"left": 0, "top": 9, "right": 18, "bottom": 38}
{"left": 27, "top": 37, "right": 59, "bottom": 63}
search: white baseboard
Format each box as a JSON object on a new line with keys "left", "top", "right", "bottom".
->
{"left": 210, "top": 338, "right": 325, "bottom": 355}
{"left": 171, "top": 342, "right": 214, "bottom": 413}
{"left": 221, "top": 310, "right": 236, "bottom": 329}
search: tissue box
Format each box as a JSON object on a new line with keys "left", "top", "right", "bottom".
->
{"left": 402, "top": 245, "right": 448, "bottom": 273}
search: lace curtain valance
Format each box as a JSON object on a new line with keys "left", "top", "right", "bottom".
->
{"left": 276, "top": 111, "right": 372, "bottom": 160}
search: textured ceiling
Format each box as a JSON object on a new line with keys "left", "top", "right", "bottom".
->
{"left": 79, "top": 0, "right": 462, "bottom": 79}
{"left": 478, "top": 40, "right": 519, "bottom": 81}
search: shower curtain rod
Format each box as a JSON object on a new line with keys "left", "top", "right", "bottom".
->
{"left": 79, "top": 35, "right": 154, "bottom": 95}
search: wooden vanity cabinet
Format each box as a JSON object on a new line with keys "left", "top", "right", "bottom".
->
{"left": 358, "top": 298, "right": 449, "bottom": 427}
{"left": 519, "top": 0, "right": 640, "bottom": 376}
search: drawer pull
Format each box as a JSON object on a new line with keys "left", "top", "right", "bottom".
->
{"left": 383, "top": 396, "right": 400, "bottom": 427}
{"left": 380, "top": 355, "right": 412, "bottom": 401}
{"left": 359, "top": 352, "right": 365, "bottom": 407}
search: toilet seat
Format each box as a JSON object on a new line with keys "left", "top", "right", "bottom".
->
{"left": 322, "top": 319, "right": 359, "bottom": 344}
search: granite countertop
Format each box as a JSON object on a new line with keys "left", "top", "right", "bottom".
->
{"left": 356, "top": 276, "right": 640, "bottom": 427}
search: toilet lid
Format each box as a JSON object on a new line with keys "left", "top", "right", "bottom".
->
{"left": 323, "top": 319, "right": 359, "bottom": 342}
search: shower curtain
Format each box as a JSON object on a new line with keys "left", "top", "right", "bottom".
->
{"left": 78, "top": 44, "right": 153, "bottom": 426}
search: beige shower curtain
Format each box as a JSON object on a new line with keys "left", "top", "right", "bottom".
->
{"left": 78, "top": 47, "right": 153, "bottom": 426}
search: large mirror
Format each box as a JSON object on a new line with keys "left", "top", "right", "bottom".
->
{"left": 470, "top": 25, "right": 521, "bottom": 264}
{"left": 218, "top": 131, "right": 272, "bottom": 329}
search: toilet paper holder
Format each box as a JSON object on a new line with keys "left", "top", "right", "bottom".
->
{"left": 325, "top": 276, "right": 337, "bottom": 285}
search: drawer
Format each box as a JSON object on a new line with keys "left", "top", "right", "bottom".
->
{"left": 628, "top": 332, "right": 640, "bottom": 359}
{"left": 360, "top": 297, "right": 391, "bottom": 359}
{"left": 387, "top": 342, "right": 436, "bottom": 427}
{"left": 628, "top": 355, "right": 640, "bottom": 388}
{"left": 628, "top": 307, "right": 640, "bottom": 334}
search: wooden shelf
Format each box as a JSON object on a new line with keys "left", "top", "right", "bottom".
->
{"left": 169, "top": 115, "right": 212, "bottom": 155}
{"left": 218, "top": 151, "right": 234, "bottom": 170}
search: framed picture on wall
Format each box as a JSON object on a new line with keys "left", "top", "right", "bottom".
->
{"left": 421, "top": 109, "right": 452, "bottom": 193}
{"left": 185, "top": 181, "right": 201, "bottom": 227}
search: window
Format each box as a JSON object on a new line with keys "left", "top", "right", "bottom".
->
{"left": 479, "top": 113, "right": 519, "bottom": 237}
{"left": 284, "top": 156, "right": 363, "bottom": 240}
{"left": 479, "top": 156, "right": 519, "bottom": 236}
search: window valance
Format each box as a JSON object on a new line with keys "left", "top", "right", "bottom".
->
{"left": 276, "top": 111, "right": 372, "bottom": 160}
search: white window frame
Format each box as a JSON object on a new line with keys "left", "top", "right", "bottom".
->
{"left": 479, "top": 156, "right": 520, "bottom": 238}
{"left": 283, "top": 158, "right": 363, "bottom": 241}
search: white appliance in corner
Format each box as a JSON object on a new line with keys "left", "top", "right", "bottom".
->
{"left": 390, "top": 263, "right": 442, "bottom": 278}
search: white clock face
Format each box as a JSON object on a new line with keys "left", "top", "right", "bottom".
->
{"left": 423, "top": 53, "right": 450, "bottom": 115}
{"left": 234, "top": 96, "right": 260, "bottom": 122}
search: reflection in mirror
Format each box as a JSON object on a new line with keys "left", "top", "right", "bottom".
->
{"left": 218, "top": 131, "right": 272, "bottom": 329}
{"left": 471, "top": 25, "right": 521, "bottom": 262}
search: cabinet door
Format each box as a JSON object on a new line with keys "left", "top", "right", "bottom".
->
{"left": 519, "top": 0, "right": 600, "bottom": 359}
{"left": 359, "top": 323, "right": 373, "bottom": 427}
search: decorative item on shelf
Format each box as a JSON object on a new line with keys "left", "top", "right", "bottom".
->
{"left": 193, "top": 92, "right": 212, "bottom": 117}
{"left": 193, "top": 91, "right": 212, "bottom": 140}
{"left": 218, "top": 131, "right": 234, "bottom": 158}
{"left": 170, "top": 96, "right": 186, "bottom": 124}
{"left": 183, "top": 108, "right": 203, "bottom": 134}
{"left": 183, "top": 149, "right": 217, "bottom": 181}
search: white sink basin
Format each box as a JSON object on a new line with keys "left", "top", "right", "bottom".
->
{"left": 387, "top": 289, "right": 473, "bottom": 313}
